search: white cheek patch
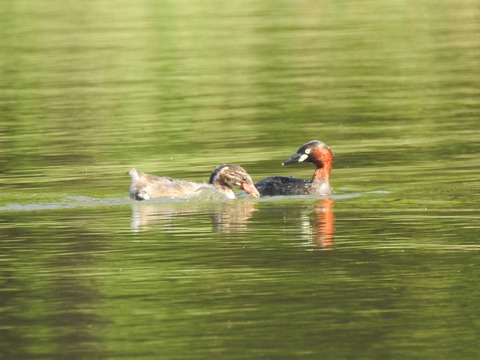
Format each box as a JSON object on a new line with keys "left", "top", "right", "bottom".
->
{"left": 298, "top": 154, "right": 309, "bottom": 162}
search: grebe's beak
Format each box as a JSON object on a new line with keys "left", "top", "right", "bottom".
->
{"left": 282, "top": 152, "right": 308, "bottom": 165}
{"left": 241, "top": 181, "right": 260, "bottom": 198}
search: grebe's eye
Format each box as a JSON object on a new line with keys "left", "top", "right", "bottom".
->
{"left": 305, "top": 148, "right": 311, "bottom": 154}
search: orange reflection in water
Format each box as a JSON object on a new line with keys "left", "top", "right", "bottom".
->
{"left": 313, "top": 198, "right": 335, "bottom": 249}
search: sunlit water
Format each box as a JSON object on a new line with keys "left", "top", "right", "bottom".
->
{"left": 1, "top": 1, "right": 479, "bottom": 359}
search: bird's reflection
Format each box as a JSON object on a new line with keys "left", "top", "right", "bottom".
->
{"left": 314, "top": 198, "right": 335, "bottom": 249}
{"left": 130, "top": 200, "right": 257, "bottom": 234}
{"left": 130, "top": 197, "right": 335, "bottom": 249}
{"left": 297, "top": 198, "right": 335, "bottom": 250}
{"left": 211, "top": 201, "right": 257, "bottom": 233}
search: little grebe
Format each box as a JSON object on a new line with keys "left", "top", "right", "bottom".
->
{"left": 256, "top": 140, "right": 334, "bottom": 196}
{"left": 129, "top": 164, "right": 260, "bottom": 200}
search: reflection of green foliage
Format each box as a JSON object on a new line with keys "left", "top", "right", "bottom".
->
{"left": 0, "top": 1, "right": 479, "bottom": 358}
{"left": 1, "top": 200, "right": 479, "bottom": 358}
{"left": 0, "top": 0, "right": 478, "bottom": 194}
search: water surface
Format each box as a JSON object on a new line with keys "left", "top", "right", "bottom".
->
{"left": 1, "top": 1, "right": 479, "bottom": 359}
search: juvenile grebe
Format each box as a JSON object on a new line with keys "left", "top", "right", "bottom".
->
{"left": 256, "top": 140, "right": 334, "bottom": 196}
{"left": 130, "top": 164, "right": 260, "bottom": 200}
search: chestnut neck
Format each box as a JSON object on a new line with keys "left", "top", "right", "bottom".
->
{"left": 311, "top": 147, "right": 333, "bottom": 183}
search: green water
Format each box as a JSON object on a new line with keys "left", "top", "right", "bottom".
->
{"left": 1, "top": 1, "right": 479, "bottom": 359}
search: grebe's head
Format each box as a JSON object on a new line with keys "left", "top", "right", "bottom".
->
{"left": 282, "top": 140, "right": 333, "bottom": 168}
{"left": 209, "top": 165, "right": 260, "bottom": 198}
